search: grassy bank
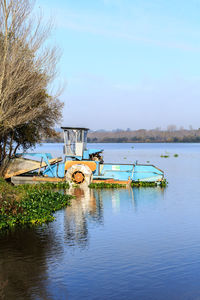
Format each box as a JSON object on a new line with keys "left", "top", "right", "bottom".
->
{"left": 0, "top": 179, "right": 72, "bottom": 230}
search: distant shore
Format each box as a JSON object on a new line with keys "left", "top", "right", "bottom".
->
{"left": 43, "top": 128, "right": 200, "bottom": 143}
{"left": 42, "top": 140, "right": 200, "bottom": 143}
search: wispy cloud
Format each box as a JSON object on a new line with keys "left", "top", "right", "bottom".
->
{"left": 44, "top": 1, "right": 200, "bottom": 52}
{"left": 60, "top": 17, "right": 200, "bottom": 51}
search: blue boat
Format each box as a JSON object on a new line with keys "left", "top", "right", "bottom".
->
{"left": 6, "top": 127, "right": 164, "bottom": 186}
{"left": 43, "top": 127, "right": 164, "bottom": 185}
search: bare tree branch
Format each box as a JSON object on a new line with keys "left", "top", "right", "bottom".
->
{"left": 0, "top": 0, "right": 63, "bottom": 174}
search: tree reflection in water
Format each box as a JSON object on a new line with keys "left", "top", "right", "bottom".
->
{"left": 0, "top": 224, "right": 64, "bottom": 299}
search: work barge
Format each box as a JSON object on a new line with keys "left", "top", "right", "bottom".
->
{"left": 5, "top": 127, "right": 165, "bottom": 186}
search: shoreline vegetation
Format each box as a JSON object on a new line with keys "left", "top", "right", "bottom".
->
{"left": 89, "top": 179, "right": 167, "bottom": 189}
{"left": 44, "top": 128, "right": 200, "bottom": 143}
{"left": 0, "top": 179, "right": 167, "bottom": 231}
{"left": 0, "top": 179, "right": 72, "bottom": 231}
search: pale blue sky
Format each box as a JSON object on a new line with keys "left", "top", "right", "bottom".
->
{"left": 38, "top": 0, "right": 200, "bottom": 130}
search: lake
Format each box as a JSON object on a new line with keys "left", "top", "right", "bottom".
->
{"left": 1, "top": 143, "right": 200, "bottom": 299}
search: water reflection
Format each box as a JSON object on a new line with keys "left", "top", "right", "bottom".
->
{"left": 132, "top": 186, "right": 166, "bottom": 210}
{"left": 94, "top": 187, "right": 165, "bottom": 213}
{"left": 0, "top": 186, "right": 166, "bottom": 299}
{"left": 0, "top": 226, "right": 63, "bottom": 299}
{"left": 64, "top": 186, "right": 165, "bottom": 247}
{"left": 64, "top": 187, "right": 104, "bottom": 247}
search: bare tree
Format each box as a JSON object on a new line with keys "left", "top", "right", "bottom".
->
{"left": 0, "top": 0, "right": 63, "bottom": 174}
{"left": 167, "top": 124, "right": 177, "bottom": 132}
{"left": 189, "top": 125, "right": 193, "bottom": 131}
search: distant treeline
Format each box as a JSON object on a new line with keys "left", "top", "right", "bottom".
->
{"left": 43, "top": 128, "right": 200, "bottom": 143}
{"left": 87, "top": 129, "right": 200, "bottom": 143}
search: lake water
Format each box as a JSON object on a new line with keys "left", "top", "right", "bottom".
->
{"left": 1, "top": 143, "right": 200, "bottom": 299}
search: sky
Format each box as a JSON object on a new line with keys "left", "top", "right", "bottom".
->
{"left": 37, "top": 0, "right": 200, "bottom": 130}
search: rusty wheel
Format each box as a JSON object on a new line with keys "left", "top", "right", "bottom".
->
{"left": 72, "top": 171, "right": 85, "bottom": 184}
{"left": 65, "top": 164, "right": 93, "bottom": 186}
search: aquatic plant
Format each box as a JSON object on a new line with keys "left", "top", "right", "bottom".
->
{"left": 131, "top": 179, "right": 167, "bottom": 188}
{"left": 89, "top": 182, "right": 126, "bottom": 189}
{"left": 0, "top": 179, "right": 72, "bottom": 230}
{"left": 17, "top": 181, "right": 70, "bottom": 191}
{"left": 89, "top": 180, "right": 167, "bottom": 189}
{"left": 160, "top": 179, "right": 168, "bottom": 187}
{"left": 160, "top": 154, "right": 169, "bottom": 158}
{"left": 174, "top": 154, "right": 179, "bottom": 157}
{"left": 131, "top": 181, "right": 157, "bottom": 187}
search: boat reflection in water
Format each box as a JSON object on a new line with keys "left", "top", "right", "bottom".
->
{"left": 64, "top": 187, "right": 104, "bottom": 247}
{"left": 64, "top": 186, "right": 166, "bottom": 246}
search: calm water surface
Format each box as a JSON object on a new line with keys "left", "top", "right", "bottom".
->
{"left": 1, "top": 143, "right": 200, "bottom": 299}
